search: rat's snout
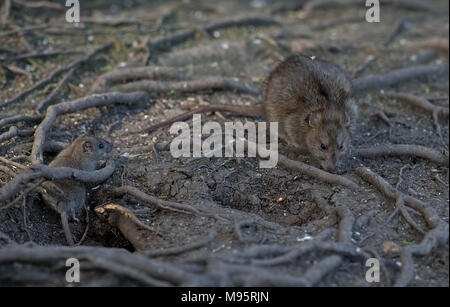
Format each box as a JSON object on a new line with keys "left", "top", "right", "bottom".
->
{"left": 320, "top": 159, "right": 337, "bottom": 172}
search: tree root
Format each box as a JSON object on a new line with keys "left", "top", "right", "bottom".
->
{"left": 142, "top": 230, "right": 217, "bottom": 257}
{"left": 90, "top": 66, "right": 182, "bottom": 93}
{"left": 147, "top": 16, "right": 280, "bottom": 61}
{"left": 410, "top": 37, "right": 449, "bottom": 56}
{"left": 352, "top": 64, "right": 449, "bottom": 96}
{"left": 0, "top": 245, "right": 194, "bottom": 286}
{"left": 0, "top": 50, "right": 82, "bottom": 61}
{"left": 31, "top": 91, "right": 149, "bottom": 164}
{"left": 0, "top": 0, "right": 11, "bottom": 28}
{"left": 355, "top": 167, "right": 449, "bottom": 287}
{"left": 354, "top": 144, "right": 449, "bottom": 166}
{"left": 277, "top": 154, "right": 360, "bottom": 190}
{"left": 35, "top": 67, "right": 77, "bottom": 114}
{"left": 0, "top": 126, "right": 33, "bottom": 143}
{"left": 0, "top": 161, "right": 115, "bottom": 203}
{"left": 0, "top": 114, "right": 43, "bottom": 130}
{"left": 109, "top": 77, "right": 261, "bottom": 96}
{"left": 95, "top": 203, "right": 156, "bottom": 251}
{"left": 383, "top": 92, "right": 449, "bottom": 146}
{"left": 0, "top": 42, "right": 113, "bottom": 108}
{"left": 112, "top": 185, "right": 229, "bottom": 222}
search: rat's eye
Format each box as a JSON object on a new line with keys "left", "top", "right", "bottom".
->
{"left": 99, "top": 143, "right": 104, "bottom": 149}
{"left": 339, "top": 144, "right": 343, "bottom": 151}
{"left": 320, "top": 144, "right": 327, "bottom": 150}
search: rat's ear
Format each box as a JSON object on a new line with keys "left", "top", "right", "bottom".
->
{"left": 82, "top": 140, "right": 93, "bottom": 153}
{"left": 308, "top": 111, "right": 321, "bottom": 128}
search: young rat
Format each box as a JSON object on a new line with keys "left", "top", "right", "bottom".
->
{"left": 38, "top": 136, "right": 112, "bottom": 245}
{"left": 144, "top": 54, "right": 355, "bottom": 172}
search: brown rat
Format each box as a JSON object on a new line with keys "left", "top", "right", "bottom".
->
{"left": 38, "top": 136, "right": 112, "bottom": 245}
{"left": 262, "top": 54, "right": 355, "bottom": 171}
{"left": 144, "top": 54, "right": 356, "bottom": 172}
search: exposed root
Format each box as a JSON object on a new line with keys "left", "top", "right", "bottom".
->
{"left": 112, "top": 185, "right": 228, "bottom": 222}
{"left": 355, "top": 167, "right": 449, "bottom": 287}
{"left": 410, "top": 37, "right": 449, "bottom": 56}
{"left": 352, "top": 56, "right": 377, "bottom": 78}
{"left": 0, "top": 245, "right": 194, "bottom": 286}
{"left": 147, "top": 16, "right": 280, "bottom": 60}
{"left": 384, "top": 18, "right": 411, "bottom": 47}
{"left": 95, "top": 203, "right": 155, "bottom": 251}
{"left": 0, "top": 156, "right": 27, "bottom": 170}
{"left": 0, "top": 42, "right": 113, "bottom": 108}
{"left": 0, "top": 0, "right": 11, "bottom": 28}
{"left": 383, "top": 92, "right": 449, "bottom": 146}
{"left": 0, "top": 114, "right": 43, "bottom": 130}
{"left": 90, "top": 66, "right": 182, "bottom": 93}
{"left": 31, "top": 91, "right": 149, "bottom": 164}
{"left": 335, "top": 205, "right": 355, "bottom": 243}
{"left": 0, "top": 50, "right": 82, "bottom": 61}
{"left": 12, "top": 0, "right": 63, "bottom": 10}
{"left": 35, "top": 67, "right": 77, "bottom": 114}
{"left": 0, "top": 161, "right": 115, "bottom": 203}
{"left": 277, "top": 154, "right": 360, "bottom": 190}
{"left": 354, "top": 144, "right": 449, "bottom": 166}
{"left": 0, "top": 126, "right": 33, "bottom": 143}
{"left": 142, "top": 230, "right": 217, "bottom": 257}
{"left": 304, "top": 0, "right": 435, "bottom": 14}
{"left": 352, "top": 64, "right": 449, "bottom": 96}
{"left": 109, "top": 77, "right": 261, "bottom": 96}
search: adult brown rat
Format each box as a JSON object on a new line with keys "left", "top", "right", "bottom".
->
{"left": 262, "top": 54, "right": 355, "bottom": 171}
{"left": 144, "top": 54, "right": 356, "bottom": 172}
{"left": 38, "top": 136, "right": 112, "bottom": 245}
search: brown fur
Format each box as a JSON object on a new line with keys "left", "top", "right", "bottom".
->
{"left": 38, "top": 136, "right": 112, "bottom": 245}
{"left": 262, "top": 54, "right": 355, "bottom": 171}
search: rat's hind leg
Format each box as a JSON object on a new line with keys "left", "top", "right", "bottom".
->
{"left": 60, "top": 211, "right": 75, "bottom": 246}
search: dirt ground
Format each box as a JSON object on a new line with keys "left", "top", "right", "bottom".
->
{"left": 0, "top": 0, "right": 448, "bottom": 287}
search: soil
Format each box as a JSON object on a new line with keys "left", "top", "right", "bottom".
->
{"left": 0, "top": 0, "right": 448, "bottom": 286}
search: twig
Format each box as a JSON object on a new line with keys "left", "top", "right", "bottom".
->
{"left": 31, "top": 91, "right": 149, "bottom": 164}
{"left": 354, "top": 144, "right": 449, "bottom": 166}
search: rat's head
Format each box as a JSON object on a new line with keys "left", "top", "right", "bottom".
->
{"left": 304, "top": 109, "right": 351, "bottom": 172}
{"left": 76, "top": 136, "right": 113, "bottom": 161}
